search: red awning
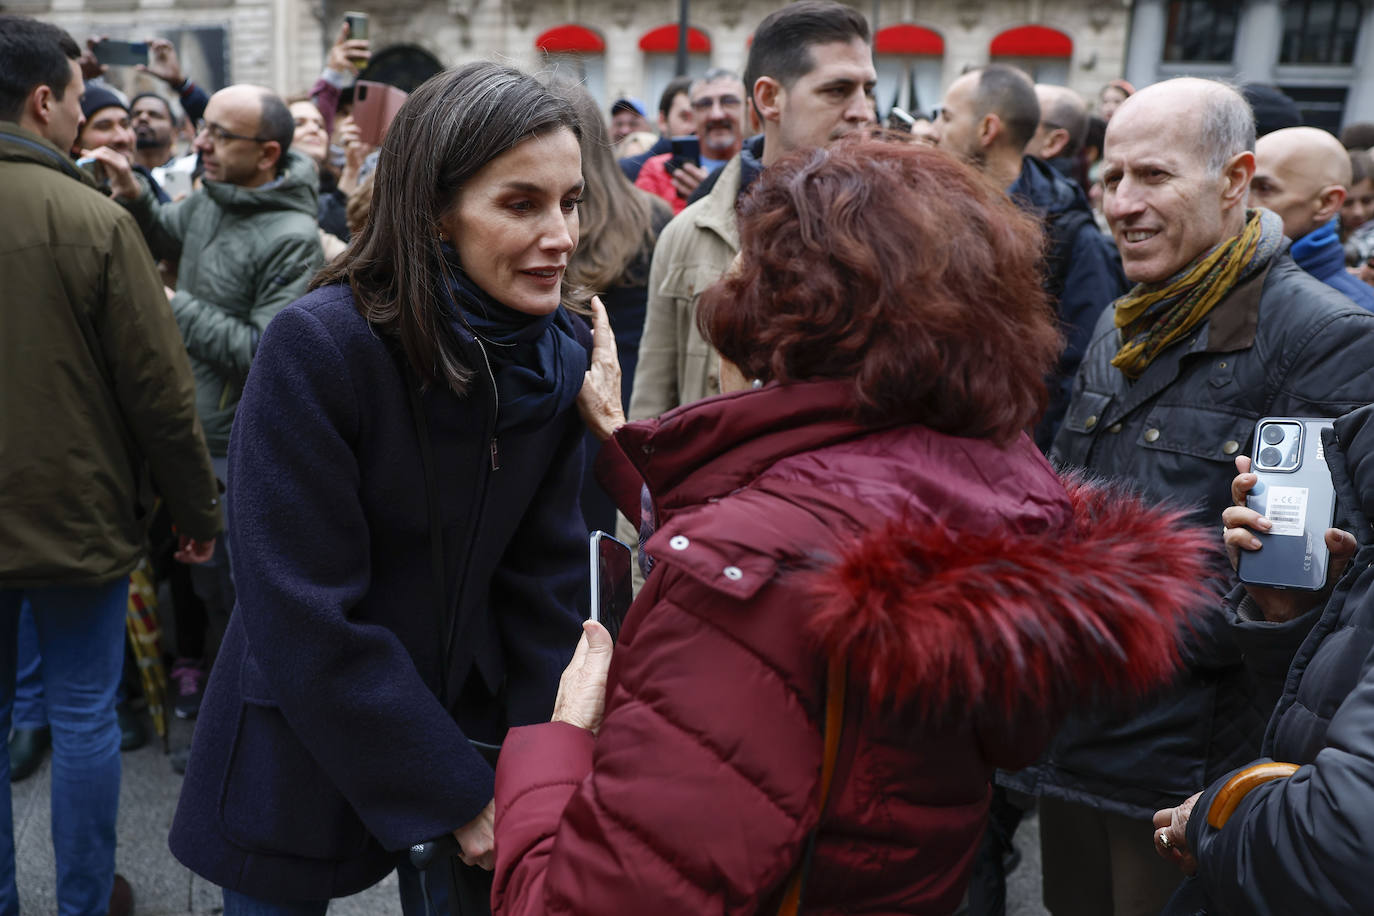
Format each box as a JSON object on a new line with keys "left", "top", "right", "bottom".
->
{"left": 989, "top": 25, "right": 1073, "bottom": 58}
{"left": 639, "top": 24, "right": 711, "bottom": 53}
{"left": 536, "top": 24, "right": 605, "bottom": 54}
{"left": 874, "top": 24, "right": 944, "bottom": 56}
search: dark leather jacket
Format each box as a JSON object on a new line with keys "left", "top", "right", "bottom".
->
{"left": 1003, "top": 248, "right": 1374, "bottom": 817}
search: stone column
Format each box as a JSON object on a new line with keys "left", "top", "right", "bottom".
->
{"left": 1234, "top": 0, "right": 1283, "bottom": 83}
{"left": 1123, "top": 0, "right": 1166, "bottom": 89}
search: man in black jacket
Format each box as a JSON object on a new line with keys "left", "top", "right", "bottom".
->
{"left": 1002, "top": 76, "right": 1374, "bottom": 916}
{"left": 934, "top": 65, "right": 1126, "bottom": 450}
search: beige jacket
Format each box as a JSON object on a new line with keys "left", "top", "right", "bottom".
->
{"left": 626, "top": 153, "right": 744, "bottom": 422}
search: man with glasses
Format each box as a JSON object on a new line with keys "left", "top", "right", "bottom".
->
{"left": 92, "top": 84, "right": 323, "bottom": 712}
{"left": 634, "top": 69, "right": 746, "bottom": 214}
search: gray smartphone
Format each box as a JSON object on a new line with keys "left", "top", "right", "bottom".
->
{"left": 343, "top": 11, "right": 369, "bottom": 40}
{"left": 93, "top": 39, "right": 148, "bottom": 68}
{"left": 1237, "top": 417, "right": 1337, "bottom": 592}
{"left": 588, "top": 531, "right": 633, "bottom": 642}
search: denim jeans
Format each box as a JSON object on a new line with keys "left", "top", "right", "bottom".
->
{"left": 12, "top": 604, "right": 45, "bottom": 730}
{"left": 220, "top": 857, "right": 471, "bottom": 916}
{"left": 0, "top": 580, "right": 127, "bottom": 916}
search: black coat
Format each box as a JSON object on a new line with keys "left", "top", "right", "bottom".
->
{"left": 1002, "top": 248, "right": 1374, "bottom": 818}
{"left": 1187, "top": 403, "right": 1374, "bottom": 914}
{"left": 169, "top": 284, "right": 589, "bottom": 900}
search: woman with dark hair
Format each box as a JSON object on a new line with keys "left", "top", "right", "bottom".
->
{"left": 549, "top": 80, "right": 672, "bottom": 533}
{"left": 167, "top": 62, "right": 591, "bottom": 915}
{"left": 489, "top": 137, "right": 1215, "bottom": 914}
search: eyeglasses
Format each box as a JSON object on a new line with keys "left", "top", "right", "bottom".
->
{"left": 197, "top": 121, "right": 271, "bottom": 144}
{"left": 690, "top": 95, "right": 743, "bottom": 111}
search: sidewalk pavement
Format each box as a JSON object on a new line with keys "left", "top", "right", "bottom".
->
{"left": 13, "top": 711, "right": 1050, "bottom": 915}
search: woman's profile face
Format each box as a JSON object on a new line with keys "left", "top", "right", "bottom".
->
{"left": 443, "top": 128, "right": 584, "bottom": 316}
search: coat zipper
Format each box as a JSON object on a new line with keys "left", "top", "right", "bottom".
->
{"left": 472, "top": 336, "right": 501, "bottom": 470}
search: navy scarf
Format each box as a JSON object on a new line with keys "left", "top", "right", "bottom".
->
{"left": 439, "top": 247, "right": 586, "bottom": 434}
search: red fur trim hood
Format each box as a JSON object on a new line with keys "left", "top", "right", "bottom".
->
{"left": 806, "top": 474, "right": 1220, "bottom": 717}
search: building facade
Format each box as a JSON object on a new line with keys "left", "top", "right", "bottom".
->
{"left": 11, "top": 0, "right": 1372, "bottom": 129}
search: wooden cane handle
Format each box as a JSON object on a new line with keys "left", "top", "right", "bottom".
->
{"left": 1206, "top": 762, "right": 1300, "bottom": 829}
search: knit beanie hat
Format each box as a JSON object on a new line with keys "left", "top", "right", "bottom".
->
{"left": 80, "top": 85, "right": 129, "bottom": 120}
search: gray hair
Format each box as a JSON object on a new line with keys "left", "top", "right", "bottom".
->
{"left": 691, "top": 68, "right": 742, "bottom": 95}
{"left": 1198, "top": 81, "right": 1256, "bottom": 175}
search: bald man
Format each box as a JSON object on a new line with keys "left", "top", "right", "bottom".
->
{"left": 1002, "top": 77, "right": 1374, "bottom": 916}
{"left": 1025, "top": 83, "right": 1088, "bottom": 178}
{"left": 1252, "top": 126, "right": 1374, "bottom": 310}
{"left": 93, "top": 84, "right": 324, "bottom": 691}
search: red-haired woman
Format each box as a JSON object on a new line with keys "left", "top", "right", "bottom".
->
{"left": 492, "top": 137, "right": 1214, "bottom": 914}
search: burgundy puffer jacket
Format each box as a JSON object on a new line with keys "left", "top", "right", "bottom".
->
{"left": 492, "top": 379, "right": 1214, "bottom": 915}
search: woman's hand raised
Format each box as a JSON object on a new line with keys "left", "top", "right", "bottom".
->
{"left": 577, "top": 296, "right": 626, "bottom": 442}
{"left": 1222, "top": 455, "right": 1356, "bottom": 622}
{"left": 551, "top": 621, "right": 614, "bottom": 733}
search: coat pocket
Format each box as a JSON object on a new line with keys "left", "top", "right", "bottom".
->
{"left": 218, "top": 699, "right": 372, "bottom": 861}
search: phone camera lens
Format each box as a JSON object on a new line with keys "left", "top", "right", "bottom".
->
{"left": 1259, "top": 446, "right": 1283, "bottom": 467}
{"left": 1261, "top": 425, "right": 1285, "bottom": 445}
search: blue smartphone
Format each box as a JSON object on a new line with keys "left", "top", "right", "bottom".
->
{"left": 1237, "top": 417, "right": 1337, "bottom": 592}
{"left": 588, "top": 531, "right": 633, "bottom": 642}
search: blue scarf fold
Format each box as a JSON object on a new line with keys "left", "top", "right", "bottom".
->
{"left": 438, "top": 246, "right": 586, "bottom": 435}
{"left": 1290, "top": 218, "right": 1342, "bottom": 279}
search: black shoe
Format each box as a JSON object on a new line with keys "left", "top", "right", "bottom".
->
{"left": 117, "top": 704, "right": 146, "bottom": 752}
{"left": 109, "top": 873, "right": 134, "bottom": 916}
{"left": 8, "top": 726, "right": 50, "bottom": 782}
{"left": 169, "top": 746, "right": 190, "bottom": 775}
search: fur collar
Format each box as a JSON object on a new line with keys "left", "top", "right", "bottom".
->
{"left": 806, "top": 474, "right": 1220, "bottom": 717}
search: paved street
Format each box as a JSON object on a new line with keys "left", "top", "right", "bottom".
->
{"left": 13, "top": 710, "right": 1050, "bottom": 915}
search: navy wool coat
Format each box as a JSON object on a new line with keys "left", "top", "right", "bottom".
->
{"left": 169, "top": 283, "right": 589, "bottom": 900}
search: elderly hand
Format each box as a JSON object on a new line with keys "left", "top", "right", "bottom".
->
{"left": 138, "top": 38, "right": 184, "bottom": 88}
{"left": 670, "top": 161, "right": 707, "bottom": 200}
{"left": 577, "top": 296, "right": 626, "bottom": 442}
{"left": 327, "top": 22, "right": 371, "bottom": 74}
{"left": 81, "top": 146, "right": 140, "bottom": 200}
{"left": 1152, "top": 791, "right": 1201, "bottom": 875}
{"left": 1222, "top": 455, "right": 1356, "bottom": 622}
{"left": 551, "top": 621, "right": 614, "bottom": 733}
{"left": 452, "top": 800, "right": 495, "bottom": 871}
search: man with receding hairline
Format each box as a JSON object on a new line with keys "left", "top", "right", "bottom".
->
{"left": 91, "top": 83, "right": 323, "bottom": 695}
{"left": 935, "top": 65, "right": 1125, "bottom": 451}
{"left": 1251, "top": 126, "right": 1374, "bottom": 310}
{"left": 1002, "top": 77, "right": 1374, "bottom": 916}
{"left": 1026, "top": 83, "right": 1088, "bottom": 179}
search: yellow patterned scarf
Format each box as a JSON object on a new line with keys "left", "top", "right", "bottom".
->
{"left": 1112, "top": 209, "right": 1280, "bottom": 379}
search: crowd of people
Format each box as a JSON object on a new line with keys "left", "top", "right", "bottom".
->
{"left": 8, "top": 2, "right": 1374, "bottom": 915}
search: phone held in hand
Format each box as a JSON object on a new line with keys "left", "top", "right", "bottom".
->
{"left": 588, "top": 531, "right": 633, "bottom": 642}
{"left": 352, "top": 80, "right": 408, "bottom": 146}
{"left": 1237, "top": 417, "right": 1338, "bottom": 592}
{"left": 92, "top": 39, "right": 149, "bottom": 68}
{"left": 669, "top": 135, "right": 701, "bottom": 169}
{"left": 343, "top": 10, "right": 369, "bottom": 40}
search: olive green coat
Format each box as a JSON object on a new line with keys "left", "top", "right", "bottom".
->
{"left": 0, "top": 122, "right": 220, "bottom": 587}
{"left": 121, "top": 150, "right": 324, "bottom": 455}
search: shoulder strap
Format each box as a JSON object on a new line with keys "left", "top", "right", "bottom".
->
{"left": 776, "top": 654, "right": 847, "bottom": 916}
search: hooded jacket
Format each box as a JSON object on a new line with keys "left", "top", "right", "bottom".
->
{"left": 0, "top": 122, "right": 220, "bottom": 586}
{"left": 120, "top": 150, "right": 324, "bottom": 455}
{"left": 1185, "top": 403, "right": 1374, "bottom": 914}
{"left": 491, "top": 379, "right": 1213, "bottom": 915}
{"left": 1007, "top": 155, "right": 1127, "bottom": 451}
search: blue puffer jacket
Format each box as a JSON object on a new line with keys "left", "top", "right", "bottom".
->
{"left": 1185, "top": 403, "right": 1374, "bottom": 915}
{"left": 1002, "top": 246, "right": 1374, "bottom": 819}
{"left": 1290, "top": 218, "right": 1374, "bottom": 312}
{"left": 169, "top": 283, "right": 589, "bottom": 900}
